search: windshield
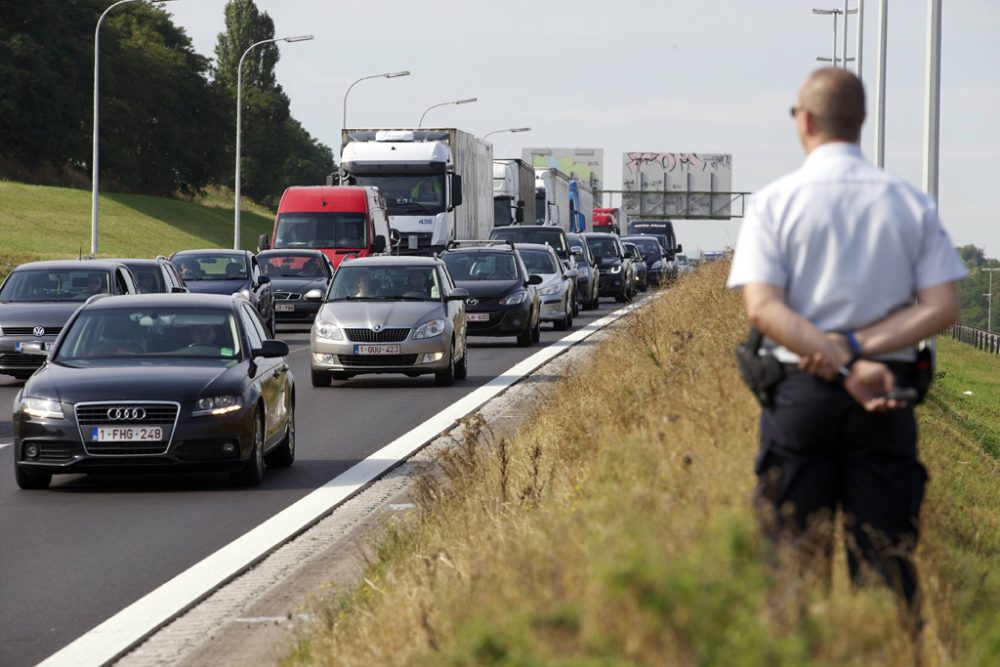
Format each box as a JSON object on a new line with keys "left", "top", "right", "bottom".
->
{"left": 490, "top": 228, "right": 568, "bottom": 257}
{"left": 517, "top": 250, "right": 557, "bottom": 275}
{"left": 127, "top": 265, "right": 166, "bottom": 293}
{"left": 626, "top": 238, "right": 662, "bottom": 257}
{"left": 328, "top": 265, "right": 441, "bottom": 301}
{"left": 261, "top": 254, "right": 327, "bottom": 278}
{"left": 494, "top": 198, "right": 513, "bottom": 227}
{"left": 275, "top": 212, "right": 368, "bottom": 250}
{"left": 55, "top": 308, "right": 241, "bottom": 364}
{"left": 353, "top": 174, "right": 445, "bottom": 216}
{"left": 0, "top": 269, "right": 111, "bottom": 302}
{"left": 172, "top": 255, "right": 248, "bottom": 282}
{"left": 443, "top": 253, "right": 519, "bottom": 281}
{"left": 587, "top": 236, "right": 620, "bottom": 259}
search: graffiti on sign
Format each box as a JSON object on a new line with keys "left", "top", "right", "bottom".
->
{"left": 622, "top": 152, "right": 733, "bottom": 219}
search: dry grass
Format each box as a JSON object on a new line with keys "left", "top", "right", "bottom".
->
{"left": 284, "top": 262, "right": 1000, "bottom": 666}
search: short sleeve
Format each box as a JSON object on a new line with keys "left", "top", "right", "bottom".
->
{"left": 914, "top": 202, "right": 968, "bottom": 290}
{"left": 726, "top": 195, "right": 788, "bottom": 289}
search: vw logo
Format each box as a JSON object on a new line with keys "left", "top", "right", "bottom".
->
{"left": 107, "top": 407, "right": 146, "bottom": 421}
{"left": 372, "top": 324, "right": 383, "bottom": 333}
{"left": 33, "top": 326, "right": 46, "bottom": 337}
{"left": 466, "top": 298, "right": 479, "bottom": 306}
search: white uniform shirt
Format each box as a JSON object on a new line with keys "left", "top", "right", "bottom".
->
{"left": 727, "top": 142, "right": 967, "bottom": 362}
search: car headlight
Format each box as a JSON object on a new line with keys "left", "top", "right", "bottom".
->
{"left": 314, "top": 320, "right": 344, "bottom": 340}
{"left": 499, "top": 291, "right": 527, "bottom": 305}
{"left": 238, "top": 288, "right": 252, "bottom": 299}
{"left": 192, "top": 395, "right": 243, "bottom": 417}
{"left": 609, "top": 264, "right": 622, "bottom": 274}
{"left": 21, "top": 397, "right": 64, "bottom": 419}
{"left": 539, "top": 283, "right": 561, "bottom": 296}
{"left": 413, "top": 319, "right": 446, "bottom": 339}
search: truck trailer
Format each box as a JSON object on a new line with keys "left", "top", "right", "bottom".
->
{"left": 493, "top": 159, "right": 535, "bottom": 227}
{"left": 340, "top": 128, "right": 493, "bottom": 254}
{"left": 568, "top": 179, "right": 593, "bottom": 233}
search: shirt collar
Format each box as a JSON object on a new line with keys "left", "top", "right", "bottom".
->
{"left": 803, "top": 141, "right": 863, "bottom": 166}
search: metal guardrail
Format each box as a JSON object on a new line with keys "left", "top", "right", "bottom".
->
{"left": 948, "top": 324, "right": 1000, "bottom": 354}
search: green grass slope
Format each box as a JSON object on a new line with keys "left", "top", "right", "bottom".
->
{"left": 0, "top": 181, "right": 274, "bottom": 277}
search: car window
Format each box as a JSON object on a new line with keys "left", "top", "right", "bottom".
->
{"left": 54, "top": 307, "right": 241, "bottom": 363}
{"left": 518, "top": 250, "right": 557, "bottom": 274}
{"left": 0, "top": 268, "right": 113, "bottom": 302}
{"left": 239, "top": 305, "right": 265, "bottom": 348}
{"left": 173, "top": 255, "right": 249, "bottom": 281}
{"left": 328, "top": 265, "right": 440, "bottom": 301}
{"left": 586, "top": 236, "right": 619, "bottom": 258}
{"left": 262, "top": 254, "right": 327, "bottom": 278}
{"left": 442, "top": 253, "right": 518, "bottom": 281}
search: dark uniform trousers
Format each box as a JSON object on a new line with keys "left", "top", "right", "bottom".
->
{"left": 755, "top": 363, "right": 926, "bottom": 610}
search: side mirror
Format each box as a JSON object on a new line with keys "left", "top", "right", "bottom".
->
{"left": 257, "top": 234, "right": 270, "bottom": 251}
{"left": 447, "top": 287, "right": 470, "bottom": 301}
{"left": 257, "top": 275, "right": 271, "bottom": 286}
{"left": 170, "top": 286, "right": 188, "bottom": 293}
{"left": 676, "top": 244, "right": 683, "bottom": 253}
{"left": 253, "top": 340, "right": 289, "bottom": 358}
{"left": 304, "top": 288, "right": 324, "bottom": 301}
{"left": 373, "top": 234, "right": 387, "bottom": 254}
{"left": 449, "top": 173, "right": 463, "bottom": 210}
{"left": 528, "top": 274, "right": 543, "bottom": 285}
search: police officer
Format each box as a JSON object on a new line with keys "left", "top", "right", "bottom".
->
{"left": 727, "top": 67, "right": 966, "bottom": 625}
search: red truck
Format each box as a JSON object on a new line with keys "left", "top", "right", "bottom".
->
{"left": 258, "top": 186, "right": 395, "bottom": 268}
{"left": 592, "top": 207, "right": 621, "bottom": 234}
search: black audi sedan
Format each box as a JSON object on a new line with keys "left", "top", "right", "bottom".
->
{"left": 440, "top": 241, "right": 542, "bottom": 346}
{"left": 169, "top": 249, "right": 275, "bottom": 335}
{"left": 0, "top": 260, "right": 139, "bottom": 380}
{"left": 11, "top": 293, "right": 295, "bottom": 489}
{"left": 257, "top": 249, "right": 334, "bottom": 324}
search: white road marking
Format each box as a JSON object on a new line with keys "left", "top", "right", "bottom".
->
{"left": 0, "top": 443, "right": 10, "bottom": 450}
{"left": 38, "top": 298, "right": 651, "bottom": 667}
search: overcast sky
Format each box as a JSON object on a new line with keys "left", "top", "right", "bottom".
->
{"left": 162, "top": 0, "right": 1000, "bottom": 257}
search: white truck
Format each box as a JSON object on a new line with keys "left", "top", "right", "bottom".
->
{"left": 340, "top": 128, "right": 493, "bottom": 254}
{"left": 568, "top": 178, "right": 594, "bottom": 233}
{"left": 492, "top": 159, "right": 535, "bottom": 227}
{"left": 534, "top": 168, "right": 571, "bottom": 228}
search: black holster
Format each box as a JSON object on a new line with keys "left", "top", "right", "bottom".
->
{"left": 734, "top": 328, "right": 784, "bottom": 406}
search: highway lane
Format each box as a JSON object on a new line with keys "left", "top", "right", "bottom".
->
{"left": 0, "top": 300, "right": 621, "bottom": 667}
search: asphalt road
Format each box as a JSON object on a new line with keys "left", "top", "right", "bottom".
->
{"left": 0, "top": 299, "right": 622, "bottom": 667}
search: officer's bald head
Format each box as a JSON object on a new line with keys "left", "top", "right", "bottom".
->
{"left": 797, "top": 68, "right": 866, "bottom": 143}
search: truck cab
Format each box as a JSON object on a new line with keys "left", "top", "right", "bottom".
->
{"left": 260, "top": 186, "right": 393, "bottom": 269}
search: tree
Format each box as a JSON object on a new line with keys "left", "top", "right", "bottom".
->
{"left": 213, "top": 0, "right": 279, "bottom": 91}
{"left": 955, "top": 245, "right": 1000, "bottom": 331}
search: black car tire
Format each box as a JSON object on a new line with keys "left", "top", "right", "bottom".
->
{"left": 571, "top": 289, "right": 579, "bottom": 317}
{"left": 267, "top": 309, "right": 277, "bottom": 338}
{"left": 589, "top": 289, "right": 601, "bottom": 310}
{"left": 531, "top": 314, "right": 541, "bottom": 343}
{"left": 554, "top": 308, "right": 569, "bottom": 331}
{"left": 265, "top": 401, "right": 295, "bottom": 468}
{"left": 311, "top": 369, "right": 332, "bottom": 387}
{"left": 517, "top": 321, "right": 533, "bottom": 347}
{"left": 230, "top": 410, "right": 265, "bottom": 487}
{"left": 435, "top": 343, "right": 456, "bottom": 386}
{"left": 455, "top": 343, "right": 468, "bottom": 380}
{"left": 15, "top": 465, "right": 51, "bottom": 490}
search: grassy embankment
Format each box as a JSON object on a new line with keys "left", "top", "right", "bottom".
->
{"left": 0, "top": 181, "right": 273, "bottom": 277}
{"left": 284, "top": 261, "right": 1000, "bottom": 666}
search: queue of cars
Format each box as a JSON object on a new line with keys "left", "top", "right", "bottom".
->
{"left": 2, "top": 220, "right": 676, "bottom": 490}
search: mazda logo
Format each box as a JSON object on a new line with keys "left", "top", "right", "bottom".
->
{"left": 372, "top": 324, "right": 383, "bottom": 333}
{"left": 107, "top": 407, "right": 146, "bottom": 421}
{"left": 33, "top": 326, "right": 45, "bottom": 337}
{"left": 466, "top": 298, "right": 479, "bottom": 306}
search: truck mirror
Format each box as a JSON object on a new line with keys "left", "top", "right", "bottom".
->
{"left": 257, "top": 234, "right": 270, "bottom": 251}
{"left": 449, "top": 173, "right": 463, "bottom": 210}
{"left": 676, "top": 244, "right": 683, "bottom": 253}
{"left": 373, "top": 234, "right": 387, "bottom": 254}
{"left": 514, "top": 204, "right": 524, "bottom": 224}
{"left": 389, "top": 229, "right": 401, "bottom": 246}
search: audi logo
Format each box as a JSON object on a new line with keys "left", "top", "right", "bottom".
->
{"left": 33, "top": 326, "right": 46, "bottom": 337}
{"left": 106, "top": 407, "right": 146, "bottom": 421}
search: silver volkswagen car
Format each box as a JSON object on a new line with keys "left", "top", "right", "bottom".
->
{"left": 308, "top": 257, "right": 469, "bottom": 386}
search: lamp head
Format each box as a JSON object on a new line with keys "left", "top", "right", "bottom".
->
{"left": 284, "top": 35, "right": 314, "bottom": 43}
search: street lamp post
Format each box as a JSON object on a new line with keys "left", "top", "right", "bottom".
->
{"left": 418, "top": 97, "right": 477, "bottom": 127}
{"left": 234, "top": 34, "right": 313, "bottom": 250}
{"left": 813, "top": 8, "right": 843, "bottom": 67}
{"left": 984, "top": 268, "right": 1000, "bottom": 332}
{"left": 92, "top": 0, "right": 178, "bottom": 256}
{"left": 342, "top": 70, "right": 410, "bottom": 132}
{"left": 482, "top": 127, "right": 531, "bottom": 139}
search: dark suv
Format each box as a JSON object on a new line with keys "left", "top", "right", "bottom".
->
{"left": 170, "top": 249, "right": 275, "bottom": 336}
{"left": 0, "top": 260, "right": 139, "bottom": 379}
{"left": 488, "top": 225, "right": 578, "bottom": 316}
{"left": 440, "top": 241, "right": 542, "bottom": 347}
{"left": 582, "top": 233, "right": 634, "bottom": 303}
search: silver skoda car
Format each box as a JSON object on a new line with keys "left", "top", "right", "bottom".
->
{"left": 308, "top": 257, "right": 469, "bottom": 386}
